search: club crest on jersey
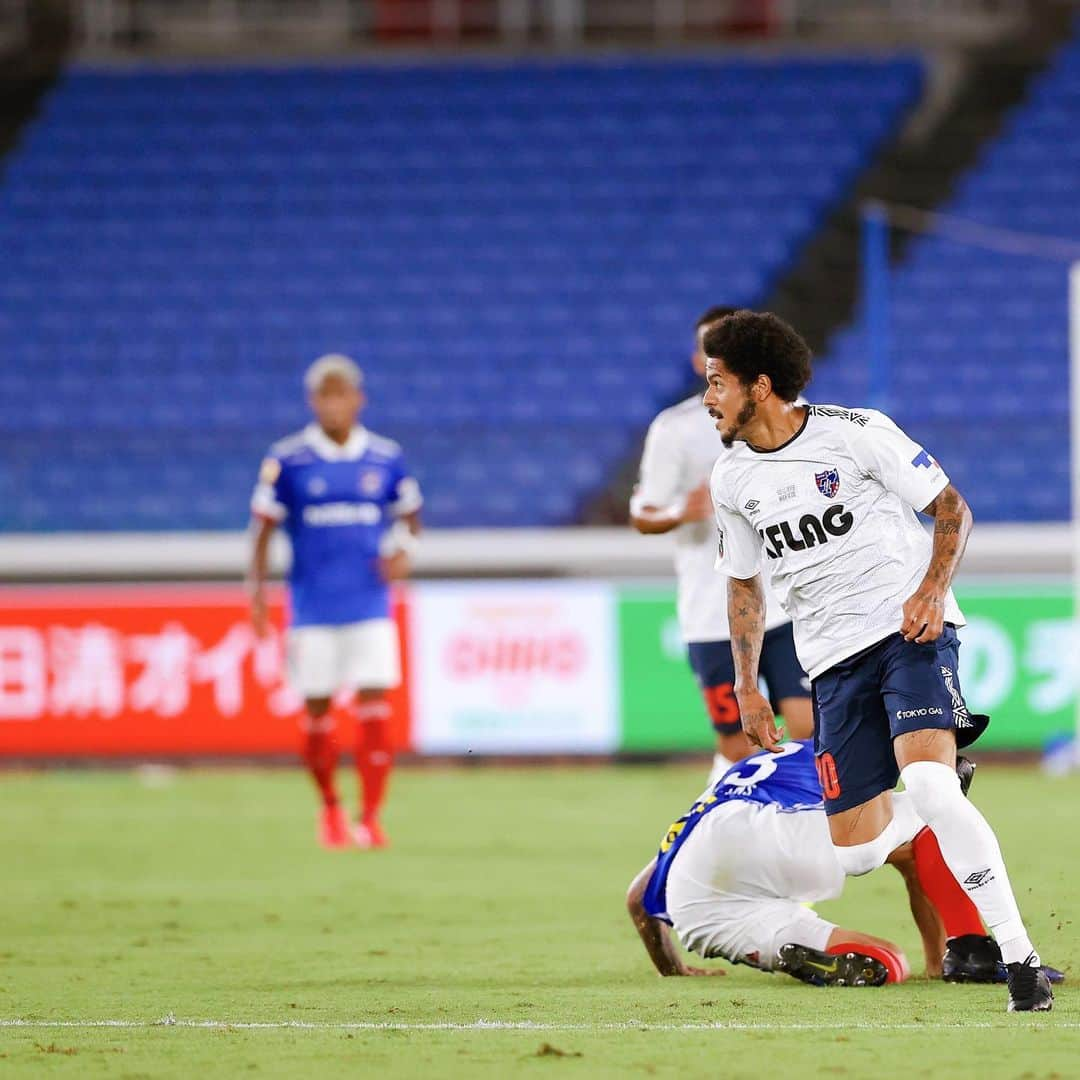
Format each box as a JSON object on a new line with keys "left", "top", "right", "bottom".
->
{"left": 814, "top": 468, "right": 841, "bottom": 499}
{"left": 359, "top": 470, "right": 384, "bottom": 496}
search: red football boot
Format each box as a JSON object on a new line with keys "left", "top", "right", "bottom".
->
{"left": 319, "top": 805, "right": 350, "bottom": 849}
{"left": 353, "top": 818, "right": 389, "bottom": 850}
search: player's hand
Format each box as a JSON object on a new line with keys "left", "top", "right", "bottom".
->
{"left": 680, "top": 483, "right": 712, "bottom": 524}
{"left": 250, "top": 589, "right": 270, "bottom": 639}
{"left": 736, "top": 687, "right": 781, "bottom": 752}
{"left": 678, "top": 965, "right": 727, "bottom": 977}
{"left": 901, "top": 584, "right": 946, "bottom": 644}
{"left": 379, "top": 551, "right": 411, "bottom": 582}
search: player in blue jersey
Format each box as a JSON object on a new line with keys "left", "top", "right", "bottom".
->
{"left": 627, "top": 740, "right": 946, "bottom": 985}
{"left": 248, "top": 354, "right": 422, "bottom": 850}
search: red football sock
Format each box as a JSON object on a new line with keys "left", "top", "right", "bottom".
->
{"left": 301, "top": 717, "right": 339, "bottom": 809}
{"left": 356, "top": 699, "right": 393, "bottom": 824}
{"left": 912, "top": 826, "right": 985, "bottom": 938}
{"left": 828, "top": 941, "right": 910, "bottom": 984}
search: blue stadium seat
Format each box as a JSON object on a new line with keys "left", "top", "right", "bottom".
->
{"left": 0, "top": 57, "right": 922, "bottom": 530}
{"left": 813, "top": 22, "right": 1080, "bottom": 522}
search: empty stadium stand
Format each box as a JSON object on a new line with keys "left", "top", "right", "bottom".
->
{"left": 0, "top": 58, "right": 921, "bottom": 529}
{"left": 813, "top": 29, "right": 1080, "bottom": 522}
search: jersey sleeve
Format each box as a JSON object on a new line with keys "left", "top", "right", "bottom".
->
{"left": 629, "top": 414, "right": 684, "bottom": 517}
{"left": 388, "top": 454, "right": 423, "bottom": 517}
{"left": 710, "top": 467, "right": 762, "bottom": 579}
{"left": 250, "top": 453, "right": 288, "bottom": 522}
{"left": 848, "top": 410, "right": 950, "bottom": 512}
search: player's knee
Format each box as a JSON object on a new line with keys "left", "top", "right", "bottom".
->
{"left": 900, "top": 761, "right": 961, "bottom": 825}
{"left": 778, "top": 697, "right": 814, "bottom": 740}
{"left": 885, "top": 790, "right": 925, "bottom": 847}
{"left": 834, "top": 838, "right": 889, "bottom": 877}
{"left": 716, "top": 730, "right": 753, "bottom": 761}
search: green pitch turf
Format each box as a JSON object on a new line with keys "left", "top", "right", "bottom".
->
{"left": 1, "top": 762, "right": 1076, "bottom": 1078}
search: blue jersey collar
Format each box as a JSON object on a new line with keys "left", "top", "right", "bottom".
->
{"left": 304, "top": 423, "right": 370, "bottom": 461}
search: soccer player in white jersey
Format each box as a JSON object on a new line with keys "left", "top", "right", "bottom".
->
{"left": 630, "top": 307, "right": 812, "bottom": 782}
{"left": 248, "top": 355, "right": 422, "bottom": 850}
{"left": 701, "top": 310, "right": 1051, "bottom": 1011}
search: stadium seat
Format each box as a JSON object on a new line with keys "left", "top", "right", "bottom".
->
{"left": 813, "top": 22, "right": 1080, "bottom": 521}
{"left": 0, "top": 58, "right": 921, "bottom": 530}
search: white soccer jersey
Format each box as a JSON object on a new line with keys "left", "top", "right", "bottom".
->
{"left": 710, "top": 405, "right": 964, "bottom": 680}
{"left": 665, "top": 800, "right": 843, "bottom": 966}
{"left": 634, "top": 395, "right": 791, "bottom": 643}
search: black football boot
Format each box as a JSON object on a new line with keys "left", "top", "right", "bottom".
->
{"left": 1006, "top": 953, "right": 1054, "bottom": 1012}
{"left": 776, "top": 943, "right": 888, "bottom": 988}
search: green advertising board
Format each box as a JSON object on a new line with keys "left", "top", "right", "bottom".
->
{"left": 617, "top": 588, "right": 714, "bottom": 751}
{"left": 953, "top": 584, "right": 1076, "bottom": 750}
{"left": 617, "top": 582, "right": 1076, "bottom": 752}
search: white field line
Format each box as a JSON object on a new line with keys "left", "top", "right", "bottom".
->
{"left": 0, "top": 1018, "right": 1074, "bottom": 1033}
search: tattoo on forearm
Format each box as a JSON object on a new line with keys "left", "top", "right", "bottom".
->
{"left": 728, "top": 576, "right": 765, "bottom": 686}
{"left": 923, "top": 486, "right": 972, "bottom": 592}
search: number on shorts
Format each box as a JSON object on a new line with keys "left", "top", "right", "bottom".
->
{"left": 816, "top": 752, "right": 842, "bottom": 800}
{"left": 705, "top": 682, "right": 740, "bottom": 727}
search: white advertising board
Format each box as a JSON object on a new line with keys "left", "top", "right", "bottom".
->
{"left": 409, "top": 581, "right": 619, "bottom": 754}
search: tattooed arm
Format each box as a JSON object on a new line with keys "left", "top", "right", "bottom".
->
{"left": 728, "top": 573, "right": 780, "bottom": 751}
{"left": 626, "top": 859, "right": 725, "bottom": 977}
{"left": 900, "top": 483, "right": 973, "bottom": 644}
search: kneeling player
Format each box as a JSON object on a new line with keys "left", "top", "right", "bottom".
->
{"left": 626, "top": 741, "right": 928, "bottom": 985}
{"left": 627, "top": 741, "right": 1064, "bottom": 987}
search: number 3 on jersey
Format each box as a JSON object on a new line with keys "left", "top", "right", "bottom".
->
{"left": 722, "top": 741, "right": 804, "bottom": 792}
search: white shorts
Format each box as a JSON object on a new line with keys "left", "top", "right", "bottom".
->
{"left": 665, "top": 800, "right": 843, "bottom": 970}
{"left": 287, "top": 619, "right": 401, "bottom": 699}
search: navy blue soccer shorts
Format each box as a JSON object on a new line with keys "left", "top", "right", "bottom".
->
{"left": 811, "top": 624, "right": 969, "bottom": 815}
{"left": 687, "top": 622, "right": 810, "bottom": 735}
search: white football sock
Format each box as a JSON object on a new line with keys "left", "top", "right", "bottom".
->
{"left": 832, "top": 791, "right": 924, "bottom": 877}
{"left": 900, "top": 761, "right": 1038, "bottom": 965}
{"left": 706, "top": 753, "right": 734, "bottom": 787}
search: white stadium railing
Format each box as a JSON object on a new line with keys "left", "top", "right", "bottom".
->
{"left": 0, "top": 523, "right": 1071, "bottom": 581}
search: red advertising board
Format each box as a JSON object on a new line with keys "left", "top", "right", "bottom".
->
{"left": 0, "top": 586, "right": 412, "bottom": 758}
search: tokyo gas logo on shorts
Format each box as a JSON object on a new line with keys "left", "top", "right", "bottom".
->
{"left": 895, "top": 706, "right": 945, "bottom": 720}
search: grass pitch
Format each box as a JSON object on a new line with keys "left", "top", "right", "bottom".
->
{"left": 1, "top": 761, "right": 1077, "bottom": 1078}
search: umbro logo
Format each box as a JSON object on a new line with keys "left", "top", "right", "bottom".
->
{"left": 964, "top": 869, "right": 995, "bottom": 888}
{"left": 745, "top": 500, "right": 760, "bottom": 513}
{"left": 941, "top": 666, "right": 971, "bottom": 723}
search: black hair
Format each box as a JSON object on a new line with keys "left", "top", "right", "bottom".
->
{"left": 701, "top": 310, "right": 811, "bottom": 402}
{"left": 695, "top": 305, "right": 738, "bottom": 331}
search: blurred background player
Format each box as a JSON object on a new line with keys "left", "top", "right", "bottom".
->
{"left": 630, "top": 307, "right": 813, "bottom": 782}
{"left": 248, "top": 354, "right": 422, "bottom": 850}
